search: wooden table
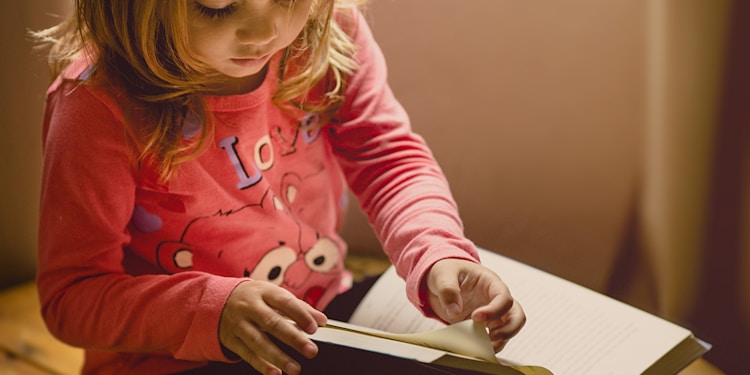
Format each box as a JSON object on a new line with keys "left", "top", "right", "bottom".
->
{"left": 0, "top": 282, "right": 83, "bottom": 375}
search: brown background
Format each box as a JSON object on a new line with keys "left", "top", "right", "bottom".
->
{"left": 2, "top": 0, "right": 747, "bottom": 373}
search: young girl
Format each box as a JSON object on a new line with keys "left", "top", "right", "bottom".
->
{"left": 35, "top": 1, "right": 525, "bottom": 374}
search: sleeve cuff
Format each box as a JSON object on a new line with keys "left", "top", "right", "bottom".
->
{"left": 174, "top": 276, "right": 248, "bottom": 362}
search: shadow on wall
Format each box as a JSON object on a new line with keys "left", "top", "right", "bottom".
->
{"left": 690, "top": 2, "right": 750, "bottom": 372}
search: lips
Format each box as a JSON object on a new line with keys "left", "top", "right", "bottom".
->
{"left": 233, "top": 56, "right": 261, "bottom": 62}
{"left": 231, "top": 52, "right": 271, "bottom": 66}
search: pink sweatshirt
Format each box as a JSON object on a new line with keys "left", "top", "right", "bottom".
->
{"left": 38, "top": 11, "right": 478, "bottom": 374}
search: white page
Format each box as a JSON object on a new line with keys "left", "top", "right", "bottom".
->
{"left": 349, "top": 248, "right": 697, "bottom": 375}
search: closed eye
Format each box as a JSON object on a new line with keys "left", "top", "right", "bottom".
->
{"left": 274, "top": 0, "right": 301, "bottom": 8}
{"left": 193, "top": 2, "right": 238, "bottom": 20}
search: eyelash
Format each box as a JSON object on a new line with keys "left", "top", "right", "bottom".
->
{"left": 193, "top": 2, "right": 238, "bottom": 20}
{"left": 192, "top": 0, "right": 299, "bottom": 20}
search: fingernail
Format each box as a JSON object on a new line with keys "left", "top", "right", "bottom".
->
{"left": 472, "top": 311, "right": 486, "bottom": 321}
{"left": 303, "top": 343, "right": 318, "bottom": 357}
{"left": 285, "top": 362, "right": 301, "bottom": 374}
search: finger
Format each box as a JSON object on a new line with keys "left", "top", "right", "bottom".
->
{"left": 488, "top": 319, "right": 523, "bottom": 341}
{"left": 234, "top": 320, "right": 303, "bottom": 375}
{"left": 486, "top": 303, "right": 526, "bottom": 350}
{"left": 259, "top": 291, "right": 324, "bottom": 359}
{"left": 428, "top": 268, "right": 464, "bottom": 320}
{"left": 242, "top": 346, "right": 286, "bottom": 375}
{"left": 269, "top": 295, "right": 327, "bottom": 334}
{"left": 471, "top": 292, "right": 513, "bottom": 322}
{"left": 486, "top": 320, "right": 517, "bottom": 352}
{"left": 252, "top": 304, "right": 320, "bottom": 360}
{"left": 224, "top": 330, "right": 290, "bottom": 375}
{"left": 470, "top": 278, "right": 514, "bottom": 322}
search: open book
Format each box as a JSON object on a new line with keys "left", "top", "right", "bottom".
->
{"left": 313, "top": 318, "right": 551, "bottom": 374}
{"left": 309, "top": 248, "right": 709, "bottom": 375}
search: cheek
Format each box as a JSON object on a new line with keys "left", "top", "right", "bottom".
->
{"left": 189, "top": 27, "right": 229, "bottom": 61}
{"left": 286, "top": 3, "right": 314, "bottom": 36}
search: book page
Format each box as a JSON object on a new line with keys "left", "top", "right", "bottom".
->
{"left": 310, "top": 324, "right": 447, "bottom": 363}
{"left": 326, "top": 319, "right": 499, "bottom": 363}
{"left": 311, "top": 320, "right": 551, "bottom": 375}
{"left": 349, "top": 248, "right": 702, "bottom": 375}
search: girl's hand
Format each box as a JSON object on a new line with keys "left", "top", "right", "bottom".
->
{"left": 426, "top": 258, "right": 526, "bottom": 352}
{"left": 219, "top": 281, "right": 327, "bottom": 375}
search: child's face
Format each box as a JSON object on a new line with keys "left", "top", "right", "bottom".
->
{"left": 188, "top": 0, "right": 314, "bottom": 90}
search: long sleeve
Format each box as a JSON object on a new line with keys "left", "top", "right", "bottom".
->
{"left": 330, "top": 13, "right": 480, "bottom": 314}
{"left": 37, "top": 70, "right": 243, "bottom": 372}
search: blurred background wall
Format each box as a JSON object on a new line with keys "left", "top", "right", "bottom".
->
{"left": 342, "top": 0, "right": 748, "bottom": 372}
{"left": 2, "top": 0, "right": 746, "bottom": 373}
{"left": 0, "top": 1, "right": 72, "bottom": 290}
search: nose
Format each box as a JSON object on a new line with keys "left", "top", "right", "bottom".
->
{"left": 235, "top": 8, "right": 278, "bottom": 46}
{"left": 284, "top": 258, "right": 312, "bottom": 289}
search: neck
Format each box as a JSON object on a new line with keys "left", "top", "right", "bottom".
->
{"left": 206, "top": 64, "right": 270, "bottom": 96}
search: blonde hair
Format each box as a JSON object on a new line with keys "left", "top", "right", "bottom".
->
{"left": 35, "top": 0, "right": 363, "bottom": 181}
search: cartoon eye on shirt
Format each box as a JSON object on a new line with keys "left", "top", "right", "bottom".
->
{"left": 245, "top": 235, "right": 340, "bottom": 306}
{"left": 247, "top": 236, "right": 339, "bottom": 283}
{"left": 154, "top": 179, "right": 343, "bottom": 307}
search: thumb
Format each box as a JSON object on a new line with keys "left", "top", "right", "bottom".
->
{"left": 430, "top": 269, "right": 464, "bottom": 320}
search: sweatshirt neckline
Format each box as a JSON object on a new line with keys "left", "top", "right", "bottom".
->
{"left": 203, "top": 53, "right": 282, "bottom": 112}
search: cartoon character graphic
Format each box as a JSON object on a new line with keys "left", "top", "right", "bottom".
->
{"left": 155, "top": 173, "right": 344, "bottom": 308}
